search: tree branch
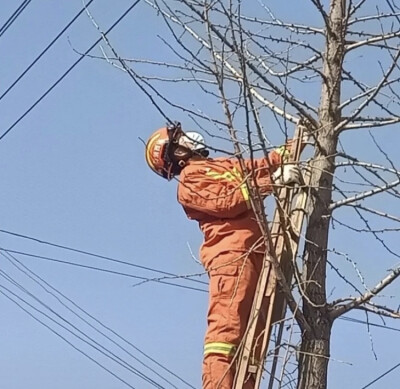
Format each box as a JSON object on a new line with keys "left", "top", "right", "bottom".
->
{"left": 330, "top": 266, "right": 400, "bottom": 319}
{"left": 330, "top": 178, "right": 400, "bottom": 211}
{"left": 335, "top": 49, "right": 400, "bottom": 133}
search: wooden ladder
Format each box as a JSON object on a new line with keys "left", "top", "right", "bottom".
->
{"left": 233, "top": 123, "right": 310, "bottom": 389}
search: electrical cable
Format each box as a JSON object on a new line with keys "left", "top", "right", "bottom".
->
{"left": 0, "top": 0, "right": 142, "bottom": 142}
{"left": 2, "top": 250, "right": 196, "bottom": 388}
{"left": 3, "top": 233, "right": 399, "bottom": 328}
{"left": 0, "top": 273, "right": 165, "bottom": 389}
{"left": 4, "top": 260, "right": 398, "bottom": 389}
{"left": 0, "top": 230, "right": 207, "bottom": 286}
{"left": 360, "top": 362, "right": 400, "bottom": 389}
{"left": 339, "top": 316, "right": 400, "bottom": 333}
{"left": 0, "top": 248, "right": 207, "bottom": 293}
{"left": 4, "top": 247, "right": 399, "bottom": 330}
{"left": 0, "top": 0, "right": 95, "bottom": 101}
{"left": 0, "top": 286, "right": 138, "bottom": 389}
{"left": 0, "top": 0, "right": 32, "bottom": 38}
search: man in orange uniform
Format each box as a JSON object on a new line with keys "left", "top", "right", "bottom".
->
{"left": 145, "top": 122, "right": 301, "bottom": 389}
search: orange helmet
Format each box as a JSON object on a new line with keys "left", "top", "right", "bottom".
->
{"left": 145, "top": 127, "right": 173, "bottom": 179}
{"left": 145, "top": 122, "right": 208, "bottom": 180}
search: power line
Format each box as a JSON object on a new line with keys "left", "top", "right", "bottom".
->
{"left": 339, "top": 316, "right": 400, "bottom": 333}
{"left": 0, "top": 248, "right": 207, "bottom": 293}
{"left": 0, "top": 0, "right": 32, "bottom": 38}
{"left": 0, "top": 0, "right": 142, "bottom": 142}
{"left": 2, "top": 250, "right": 195, "bottom": 388}
{"left": 5, "top": 233, "right": 400, "bottom": 323}
{"left": 3, "top": 259, "right": 398, "bottom": 389}
{"left": 0, "top": 268, "right": 166, "bottom": 388}
{"left": 0, "top": 229, "right": 207, "bottom": 286}
{"left": 0, "top": 0, "right": 95, "bottom": 101}
{"left": 3, "top": 251, "right": 398, "bottom": 387}
{"left": 0, "top": 275, "right": 164, "bottom": 388}
{"left": 0, "top": 286, "right": 138, "bottom": 389}
{"left": 360, "top": 362, "right": 400, "bottom": 389}
{"left": 8, "top": 245, "right": 400, "bottom": 328}
{"left": 6, "top": 245, "right": 400, "bottom": 324}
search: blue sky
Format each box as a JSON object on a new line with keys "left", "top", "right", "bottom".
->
{"left": 0, "top": 1, "right": 399, "bottom": 388}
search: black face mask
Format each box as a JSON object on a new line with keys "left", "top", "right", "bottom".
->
{"left": 162, "top": 122, "right": 209, "bottom": 179}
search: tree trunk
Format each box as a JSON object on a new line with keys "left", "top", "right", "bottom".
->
{"left": 297, "top": 153, "right": 336, "bottom": 389}
{"left": 297, "top": 1, "right": 346, "bottom": 388}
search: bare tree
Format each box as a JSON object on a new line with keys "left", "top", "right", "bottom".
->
{"left": 88, "top": 0, "right": 400, "bottom": 388}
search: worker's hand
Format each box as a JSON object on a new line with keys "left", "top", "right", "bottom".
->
{"left": 272, "top": 164, "right": 303, "bottom": 186}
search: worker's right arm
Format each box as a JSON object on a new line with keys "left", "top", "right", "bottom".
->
{"left": 178, "top": 162, "right": 250, "bottom": 219}
{"left": 241, "top": 146, "right": 289, "bottom": 196}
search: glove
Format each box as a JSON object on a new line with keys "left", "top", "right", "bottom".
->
{"left": 272, "top": 164, "right": 303, "bottom": 186}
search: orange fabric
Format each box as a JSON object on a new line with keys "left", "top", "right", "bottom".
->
{"left": 203, "top": 354, "right": 255, "bottom": 389}
{"left": 177, "top": 153, "right": 284, "bottom": 388}
{"left": 177, "top": 153, "right": 283, "bottom": 265}
{"left": 202, "top": 252, "right": 268, "bottom": 389}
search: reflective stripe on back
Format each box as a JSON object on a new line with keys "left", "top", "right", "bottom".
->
{"left": 205, "top": 167, "right": 251, "bottom": 209}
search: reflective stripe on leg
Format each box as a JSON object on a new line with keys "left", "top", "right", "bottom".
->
{"left": 204, "top": 342, "right": 237, "bottom": 356}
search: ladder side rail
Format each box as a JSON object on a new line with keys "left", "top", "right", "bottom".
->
{"left": 262, "top": 168, "right": 312, "bottom": 389}
{"left": 233, "top": 126, "right": 305, "bottom": 388}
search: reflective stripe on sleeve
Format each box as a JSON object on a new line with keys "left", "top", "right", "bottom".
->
{"left": 239, "top": 181, "right": 250, "bottom": 208}
{"left": 233, "top": 167, "right": 251, "bottom": 209}
{"left": 274, "top": 145, "right": 290, "bottom": 161}
{"left": 204, "top": 342, "right": 237, "bottom": 356}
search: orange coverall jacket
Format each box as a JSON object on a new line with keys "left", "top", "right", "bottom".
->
{"left": 177, "top": 151, "right": 284, "bottom": 389}
{"left": 177, "top": 152, "right": 283, "bottom": 268}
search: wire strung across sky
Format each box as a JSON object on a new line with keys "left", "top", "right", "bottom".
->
{"left": 0, "top": 250, "right": 196, "bottom": 388}
{"left": 360, "top": 361, "right": 400, "bottom": 389}
{"left": 2, "top": 250, "right": 196, "bottom": 388}
{"left": 0, "top": 287, "right": 140, "bottom": 389}
{"left": 0, "top": 1, "right": 198, "bottom": 383}
{"left": 3, "top": 237, "right": 399, "bottom": 388}
{"left": 0, "top": 275, "right": 162, "bottom": 388}
{"left": 0, "top": 0, "right": 95, "bottom": 102}
{"left": 339, "top": 316, "right": 400, "bottom": 334}
{"left": 2, "top": 257, "right": 399, "bottom": 389}
{"left": 0, "top": 0, "right": 32, "bottom": 38}
{"left": 1, "top": 2, "right": 398, "bottom": 388}
{"left": 0, "top": 247, "right": 208, "bottom": 293}
{"left": 0, "top": 0, "right": 142, "bottom": 142}
{"left": 1, "top": 230, "right": 399, "bottom": 332}
{"left": 2, "top": 246, "right": 399, "bottom": 335}
{"left": 0, "top": 229, "right": 208, "bottom": 287}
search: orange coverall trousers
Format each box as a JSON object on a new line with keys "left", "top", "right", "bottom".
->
{"left": 202, "top": 251, "right": 266, "bottom": 389}
{"left": 177, "top": 156, "right": 285, "bottom": 388}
